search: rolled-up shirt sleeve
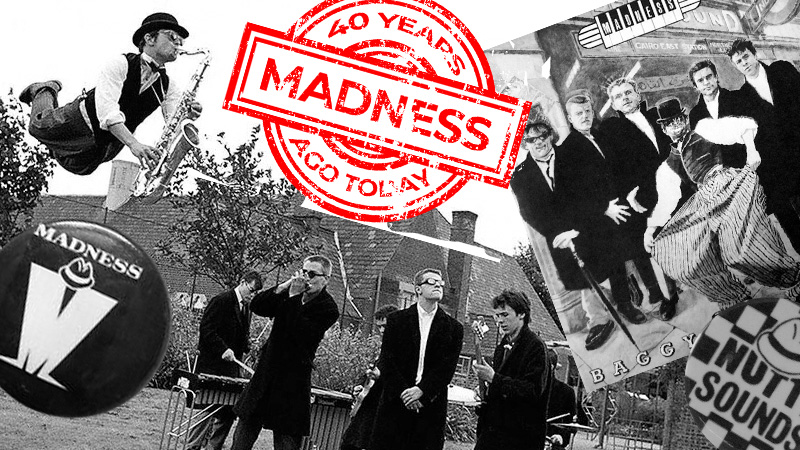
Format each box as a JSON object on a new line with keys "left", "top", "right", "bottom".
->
{"left": 94, "top": 55, "right": 129, "bottom": 130}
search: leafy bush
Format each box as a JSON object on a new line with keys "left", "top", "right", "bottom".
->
{"left": 311, "top": 322, "right": 381, "bottom": 392}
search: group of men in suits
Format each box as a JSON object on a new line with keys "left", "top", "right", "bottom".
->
{"left": 511, "top": 38, "right": 800, "bottom": 351}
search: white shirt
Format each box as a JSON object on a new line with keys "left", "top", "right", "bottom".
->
{"left": 626, "top": 110, "right": 659, "bottom": 152}
{"left": 705, "top": 91, "right": 720, "bottom": 119}
{"left": 89, "top": 52, "right": 181, "bottom": 131}
{"left": 234, "top": 287, "right": 245, "bottom": 314}
{"left": 415, "top": 301, "right": 438, "bottom": 385}
{"left": 746, "top": 64, "right": 773, "bottom": 105}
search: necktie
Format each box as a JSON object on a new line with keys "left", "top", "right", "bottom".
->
{"left": 536, "top": 155, "right": 555, "bottom": 189}
{"left": 583, "top": 132, "right": 605, "bottom": 158}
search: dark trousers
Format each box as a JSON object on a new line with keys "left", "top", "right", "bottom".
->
{"left": 186, "top": 405, "right": 236, "bottom": 450}
{"left": 230, "top": 414, "right": 302, "bottom": 450}
{"left": 27, "top": 89, "right": 107, "bottom": 175}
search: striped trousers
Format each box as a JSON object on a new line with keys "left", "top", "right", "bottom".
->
{"left": 653, "top": 167, "right": 800, "bottom": 310}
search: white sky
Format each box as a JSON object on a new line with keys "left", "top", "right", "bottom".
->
{"left": 2, "top": 0, "right": 612, "bottom": 254}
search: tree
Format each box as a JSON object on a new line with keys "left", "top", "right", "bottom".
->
{"left": 156, "top": 125, "right": 316, "bottom": 291}
{"left": 0, "top": 93, "right": 54, "bottom": 247}
{"left": 513, "top": 243, "right": 564, "bottom": 335}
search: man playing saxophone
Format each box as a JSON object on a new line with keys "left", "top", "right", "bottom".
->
{"left": 19, "top": 12, "right": 202, "bottom": 176}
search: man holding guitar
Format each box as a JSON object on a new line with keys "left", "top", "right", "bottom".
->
{"left": 339, "top": 304, "right": 398, "bottom": 450}
{"left": 472, "top": 290, "right": 552, "bottom": 450}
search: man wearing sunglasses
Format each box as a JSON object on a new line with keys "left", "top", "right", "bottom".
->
{"left": 19, "top": 12, "right": 202, "bottom": 176}
{"left": 186, "top": 271, "right": 263, "bottom": 450}
{"left": 230, "top": 255, "right": 339, "bottom": 450}
{"left": 370, "top": 268, "right": 464, "bottom": 450}
{"left": 647, "top": 98, "right": 800, "bottom": 310}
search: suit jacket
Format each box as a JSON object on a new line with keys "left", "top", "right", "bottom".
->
{"left": 555, "top": 127, "right": 626, "bottom": 281}
{"left": 196, "top": 289, "right": 251, "bottom": 378}
{"left": 233, "top": 286, "right": 339, "bottom": 436}
{"left": 370, "top": 305, "right": 464, "bottom": 450}
{"left": 737, "top": 60, "right": 800, "bottom": 201}
{"left": 600, "top": 102, "right": 672, "bottom": 258}
{"left": 688, "top": 87, "right": 748, "bottom": 168}
{"left": 474, "top": 327, "right": 552, "bottom": 450}
{"left": 510, "top": 152, "right": 587, "bottom": 290}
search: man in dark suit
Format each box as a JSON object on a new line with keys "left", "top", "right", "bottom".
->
{"left": 600, "top": 79, "right": 677, "bottom": 316}
{"left": 186, "top": 271, "right": 263, "bottom": 450}
{"left": 553, "top": 92, "right": 648, "bottom": 326}
{"left": 369, "top": 268, "right": 464, "bottom": 450}
{"left": 545, "top": 349, "right": 576, "bottom": 450}
{"left": 688, "top": 59, "right": 748, "bottom": 168}
{"left": 727, "top": 38, "right": 800, "bottom": 252}
{"left": 230, "top": 255, "right": 340, "bottom": 450}
{"left": 510, "top": 121, "right": 615, "bottom": 351}
{"left": 472, "top": 290, "right": 552, "bottom": 450}
{"left": 339, "top": 304, "right": 398, "bottom": 450}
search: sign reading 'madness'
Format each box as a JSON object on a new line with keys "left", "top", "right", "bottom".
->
{"left": 224, "top": 0, "right": 531, "bottom": 221}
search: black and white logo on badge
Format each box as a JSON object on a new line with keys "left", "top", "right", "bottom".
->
{"left": 0, "top": 221, "right": 170, "bottom": 417}
{"left": 685, "top": 298, "right": 800, "bottom": 450}
{"left": 0, "top": 256, "right": 116, "bottom": 390}
{"left": 578, "top": 0, "right": 702, "bottom": 49}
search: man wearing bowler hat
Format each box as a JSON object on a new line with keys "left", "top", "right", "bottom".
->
{"left": 19, "top": 12, "right": 202, "bottom": 176}
{"left": 646, "top": 97, "right": 800, "bottom": 310}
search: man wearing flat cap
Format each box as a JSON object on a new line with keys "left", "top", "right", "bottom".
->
{"left": 19, "top": 12, "right": 202, "bottom": 175}
{"left": 646, "top": 97, "right": 800, "bottom": 310}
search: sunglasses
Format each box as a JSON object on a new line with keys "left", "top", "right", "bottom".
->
{"left": 302, "top": 269, "right": 326, "bottom": 279}
{"left": 158, "top": 30, "right": 184, "bottom": 45}
{"left": 524, "top": 134, "right": 550, "bottom": 144}
{"left": 419, "top": 278, "right": 445, "bottom": 287}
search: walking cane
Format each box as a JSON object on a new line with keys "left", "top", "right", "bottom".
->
{"left": 568, "top": 242, "right": 641, "bottom": 352}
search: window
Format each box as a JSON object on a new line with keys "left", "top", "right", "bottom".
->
{"left": 397, "top": 281, "right": 415, "bottom": 309}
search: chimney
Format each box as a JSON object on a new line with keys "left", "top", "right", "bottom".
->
{"left": 105, "top": 160, "right": 139, "bottom": 211}
{"left": 446, "top": 211, "right": 478, "bottom": 320}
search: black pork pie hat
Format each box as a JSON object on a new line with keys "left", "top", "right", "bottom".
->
{"left": 132, "top": 12, "right": 189, "bottom": 46}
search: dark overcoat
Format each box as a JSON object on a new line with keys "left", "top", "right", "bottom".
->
{"left": 600, "top": 102, "right": 671, "bottom": 259}
{"left": 232, "top": 286, "right": 339, "bottom": 436}
{"left": 688, "top": 87, "right": 749, "bottom": 168}
{"left": 510, "top": 152, "right": 587, "bottom": 290}
{"left": 737, "top": 60, "right": 800, "bottom": 203}
{"left": 474, "top": 327, "right": 552, "bottom": 450}
{"left": 369, "top": 305, "right": 464, "bottom": 450}
{"left": 555, "top": 128, "right": 626, "bottom": 281}
{"left": 196, "top": 289, "right": 251, "bottom": 378}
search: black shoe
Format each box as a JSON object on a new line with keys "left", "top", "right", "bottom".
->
{"left": 19, "top": 80, "right": 62, "bottom": 105}
{"left": 585, "top": 321, "right": 615, "bottom": 351}
{"left": 617, "top": 302, "right": 647, "bottom": 324}
{"left": 659, "top": 294, "right": 679, "bottom": 321}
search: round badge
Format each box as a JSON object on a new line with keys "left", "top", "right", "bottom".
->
{"left": 685, "top": 297, "right": 800, "bottom": 450}
{"left": 0, "top": 221, "right": 170, "bottom": 416}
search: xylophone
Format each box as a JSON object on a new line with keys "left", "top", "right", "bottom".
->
{"left": 159, "top": 369, "right": 353, "bottom": 450}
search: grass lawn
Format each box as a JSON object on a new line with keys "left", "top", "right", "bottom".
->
{"left": 0, "top": 387, "right": 602, "bottom": 450}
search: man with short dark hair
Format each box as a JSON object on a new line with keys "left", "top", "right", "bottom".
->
{"left": 472, "top": 290, "right": 552, "bottom": 450}
{"left": 20, "top": 12, "right": 202, "bottom": 175}
{"left": 727, "top": 38, "right": 800, "bottom": 251}
{"left": 186, "top": 271, "right": 263, "bottom": 450}
{"left": 230, "top": 255, "right": 339, "bottom": 450}
{"left": 510, "top": 120, "right": 615, "bottom": 351}
{"left": 687, "top": 59, "right": 748, "bottom": 168}
{"left": 369, "top": 268, "right": 463, "bottom": 450}
{"left": 647, "top": 97, "right": 800, "bottom": 309}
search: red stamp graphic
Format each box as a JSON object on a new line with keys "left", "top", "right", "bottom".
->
{"left": 224, "top": 0, "right": 531, "bottom": 221}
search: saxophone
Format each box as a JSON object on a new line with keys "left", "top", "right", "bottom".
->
{"left": 134, "top": 48, "right": 211, "bottom": 203}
